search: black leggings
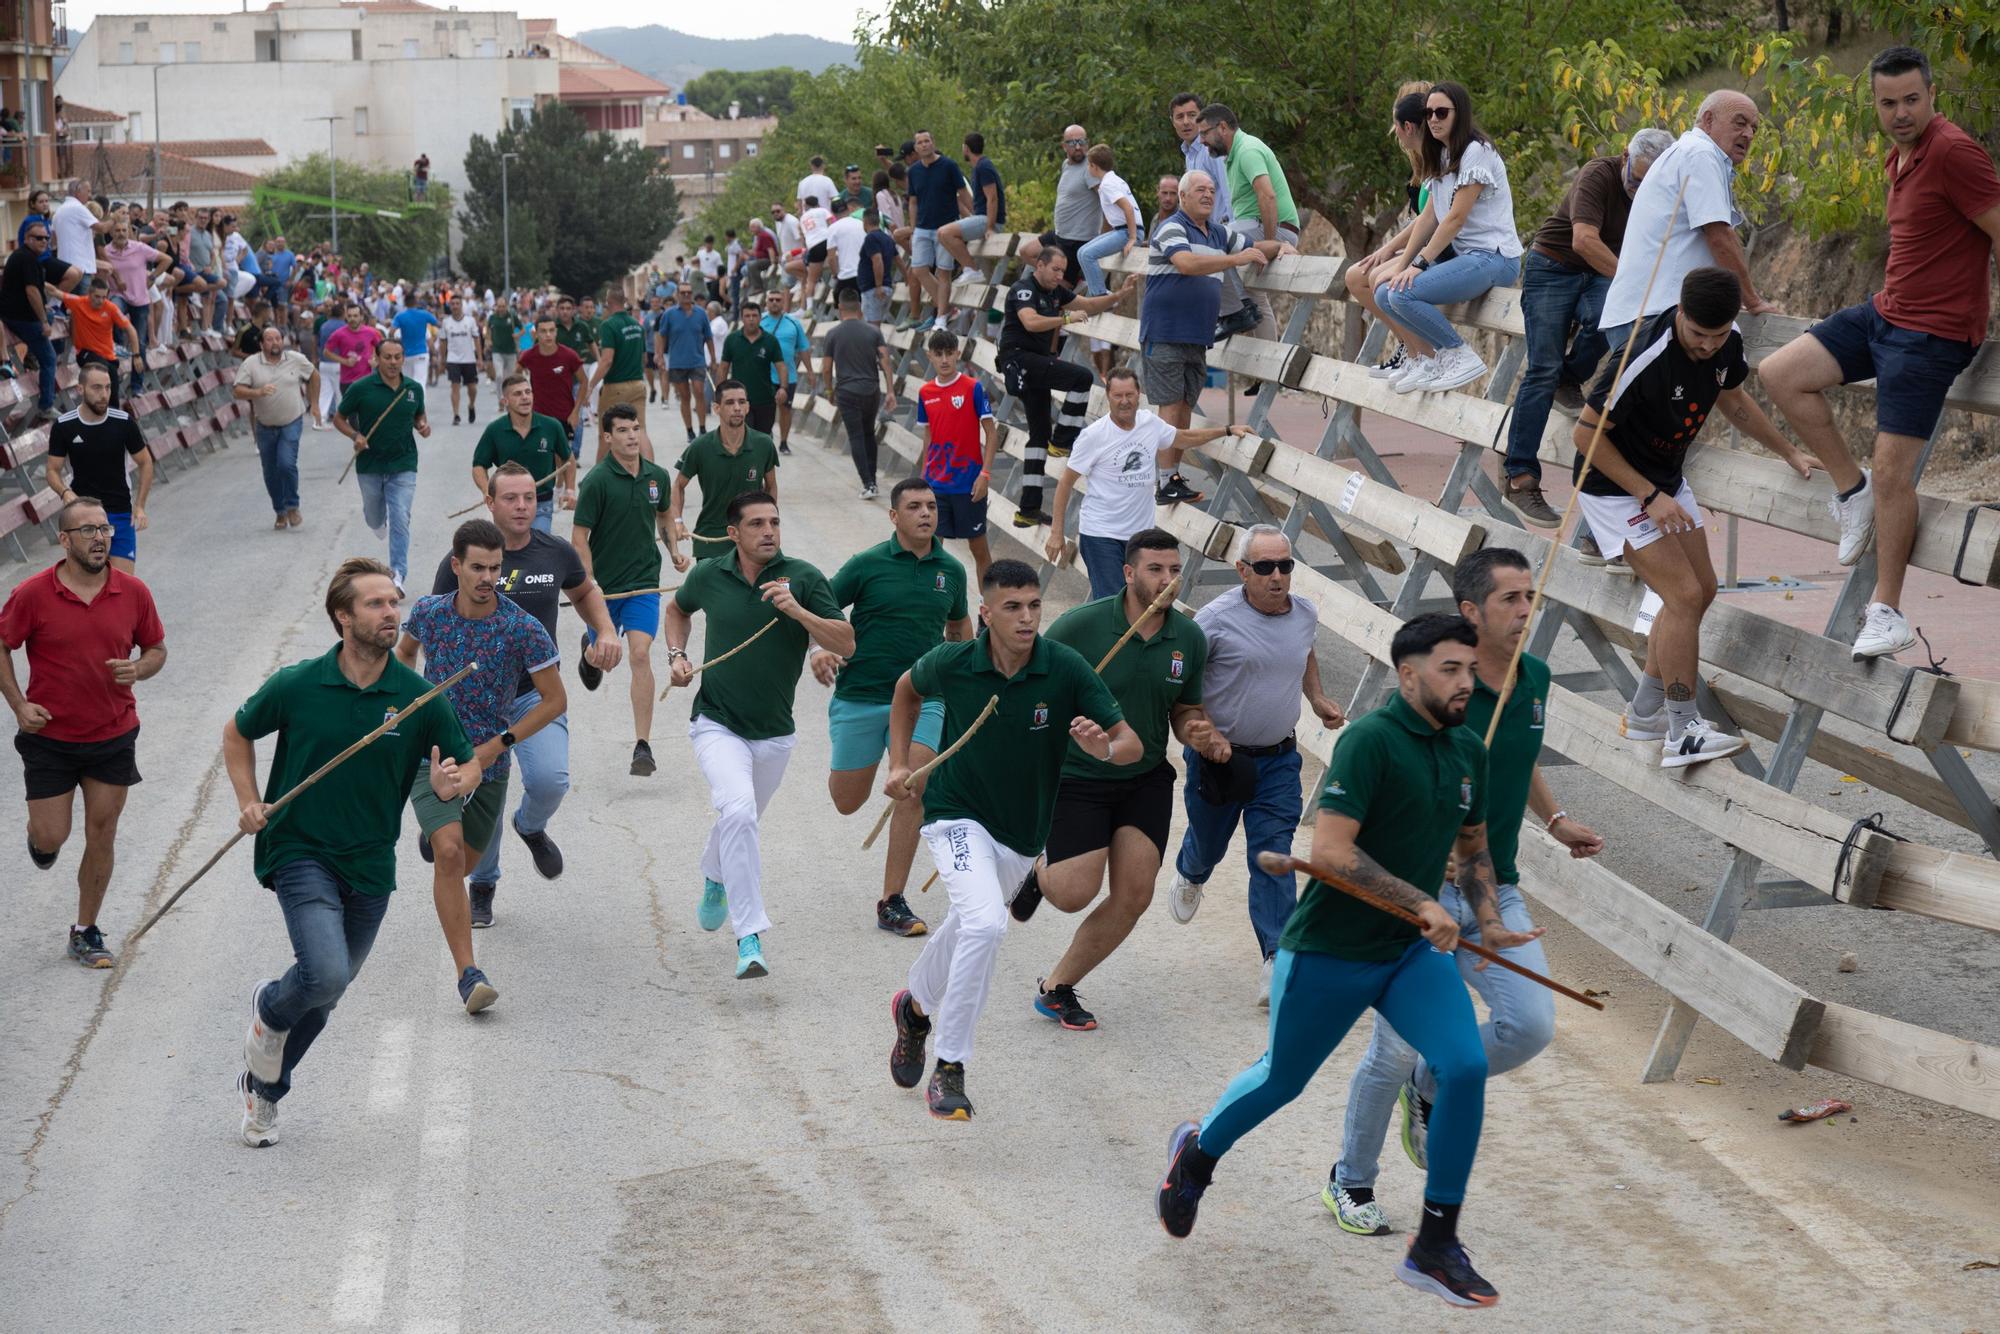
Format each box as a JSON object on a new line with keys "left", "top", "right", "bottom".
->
{"left": 837, "top": 389, "right": 881, "bottom": 487}
{"left": 1000, "top": 350, "right": 1091, "bottom": 515}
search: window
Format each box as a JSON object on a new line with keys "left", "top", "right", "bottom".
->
{"left": 476, "top": 38, "right": 496, "bottom": 57}
{"left": 402, "top": 37, "right": 418, "bottom": 58}
{"left": 353, "top": 106, "right": 369, "bottom": 135}
{"left": 745, "top": 141, "right": 759, "bottom": 156}
{"left": 682, "top": 144, "right": 696, "bottom": 160}
{"left": 126, "top": 111, "right": 143, "bottom": 141}
{"left": 509, "top": 97, "right": 534, "bottom": 126}
{"left": 158, "top": 41, "right": 176, "bottom": 63}
{"left": 718, "top": 143, "right": 731, "bottom": 160}
{"left": 116, "top": 41, "right": 133, "bottom": 63}
{"left": 182, "top": 41, "right": 200, "bottom": 62}
{"left": 132, "top": 19, "right": 148, "bottom": 31}
{"left": 212, "top": 21, "right": 228, "bottom": 33}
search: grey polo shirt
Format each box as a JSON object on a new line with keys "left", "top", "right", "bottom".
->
{"left": 1191, "top": 584, "right": 1319, "bottom": 747}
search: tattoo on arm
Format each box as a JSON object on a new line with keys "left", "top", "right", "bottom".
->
{"left": 1456, "top": 840, "right": 1500, "bottom": 924}
{"left": 1340, "top": 845, "right": 1439, "bottom": 920}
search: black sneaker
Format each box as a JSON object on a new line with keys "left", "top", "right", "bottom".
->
{"left": 1214, "top": 303, "right": 1260, "bottom": 338}
{"left": 514, "top": 821, "right": 564, "bottom": 879}
{"left": 453, "top": 414, "right": 462, "bottom": 426}
{"left": 778, "top": 440, "right": 792, "bottom": 456}
{"left": 1155, "top": 472, "right": 1205, "bottom": 505}
{"left": 1552, "top": 381, "right": 1585, "bottom": 415}
{"left": 1009, "top": 865, "right": 1043, "bottom": 922}
{"left": 418, "top": 831, "right": 435, "bottom": 864}
{"left": 67, "top": 924, "right": 114, "bottom": 969}
{"left": 1156, "top": 1119, "right": 1210, "bottom": 1238}
{"left": 469, "top": 882, "right": 496, "bottom": 928}
{"left": 467, "top": 405, "right": 476, "bottom": 424}
{"left": 889, "top": 988, "right": 930, "bottom": 1088}
{"left": 1034, "top": 979, "right": 1097, "bottom": 1031}
{"left": 1011, "top": 508, "right": 1054, "bottom": 530}
{"left": 1398, "top": 1238, "right": 1501, "bottom": 1308}
{"left": 630, "top": 740, "right": 656, "bottom": 776}
{"left": 577, "top": 633, "right": 603, "bottom": 692}
{"left": 28, "top": 830, "right": 57, "bottom": 870}
{"left": 876, "top": 893, "right": 928, "bottom": 937}
{"left": 926, "top": 1059, "right": 973, "bottom": 1120}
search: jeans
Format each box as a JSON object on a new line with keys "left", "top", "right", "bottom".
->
{"left": 1078, "top": 532, "right": 1128, "bottom": 600}
{"left": 120, "top": 301, "right": 152, "bottom": 389}
{"left": 1077, "top": 229, "right": 1134, "bottom": 297}
{"left": 533, "top": 497, "right": 554, "bottom": 533}
{"left": 469, "top": 690, "right": 569, "bottom": 888}
{"left": 356, "top": 469, "right": 417, "bottom": 585}
{"left": 254, "top": 415, "right": 304, "bottom": 514}
{"left": 1174, "top": 743, "right": 1304, "bottom": 959}
{"left": 252, "top": 859, "right": 393, "bottom": 1103}
{"left": 1336, "top": 882, "right": 1554, "bottom": 1191}
{"left": 4, "top": 318, "right": 55, "bottom": 408}
{"left": 1507, "top": 253, "right": 1610, "bottom": 480}
{"left": 1376, "top": 248, "right": 1519, "bottom": 353}
{"left": 837, "top": 389, "right": 881, "bottom": 488}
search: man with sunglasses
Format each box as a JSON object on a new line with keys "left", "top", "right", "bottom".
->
{"left": 1051, "top": 126, "right": 1099, "bottom": 292}
{"left": 1165, "top": 526, "right": 1345, "bottom": 1006}
{"left": 0, "top": 221, "right": 63, "bottom": 419}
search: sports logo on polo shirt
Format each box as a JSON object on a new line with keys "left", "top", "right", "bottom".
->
{"left": 1030, "top": 703, "right": 1050, "bottom": 730}
{"left": 1531, "top": 697, "right": 1545, "bottom": 729}
{"left": 646, "top": 479, "right": 661, "bottom": 503}
{"left": 382, "top": 705, "right": 403, "bottom": 736}
{"left": 1168, "top": 651, "right": 1185, "bottom": 681}
{"left": 1459, "top": 777, "right": 1473, "bottom": 811}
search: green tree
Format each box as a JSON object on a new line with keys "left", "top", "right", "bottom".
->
{"left": 682, "top": 67, "right": 799, "bottom": 120}
{"left": 251, "top": 154, "right": 448, "bottom": 280}
{"left": 460, "top": 102, "right": 680, "bottom": 297}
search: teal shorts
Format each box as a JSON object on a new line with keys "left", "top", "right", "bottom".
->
{"left": 410, "top": 765, "right": 508, "bottom": 856}
{"left": 828, "top": 695, "right": 945, "bottom": 772}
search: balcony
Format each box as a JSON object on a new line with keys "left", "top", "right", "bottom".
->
{"left": 0, "top": 134, "right": 60, "bottom": 194}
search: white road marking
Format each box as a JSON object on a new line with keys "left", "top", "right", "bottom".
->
{"left": 1697, "top": 1131, "right": 1920, "bottom": 1290}
{"left": 331, "top": 1219, "right": 391, "bottom": 1326}
{"left": 394, "top": 942, "right": 474, "bottom": 1334}
{"left": 367, "top": 1019, "right": 415, "bottom": 1114}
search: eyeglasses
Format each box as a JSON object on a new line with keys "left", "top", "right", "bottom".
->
{"left": 1427, "top": 106, "right": 1453, "bottom": 120}
{"left": 63, "top": 524, "right": 115, "bottom": 538}
{"left": 1243, "top": 558, "right": 1296, "bottom": 575}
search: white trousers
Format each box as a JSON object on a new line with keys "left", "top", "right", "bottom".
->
{"left": 690, "top": 716, "right": 797, "bottom": 940}
{"left": 908, "top": 819, "right": 1034, "bottom": 1065}
{"left": 406, "top": 354, "right": 431, "bottom": 385}
{"left": 318, "top": 363, "right": 340, "bottom": 419}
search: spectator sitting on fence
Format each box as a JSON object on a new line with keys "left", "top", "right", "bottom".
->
{"left": 935, "top": 131, "right": 1005, "bottom": 322}
{"left": 1078, "top": 143, "right": 1144, "bottom": 379}
{"left": 1199, "top": 101, "right": 1301, "bottom": 341}
{"left": 103, "top": 217, "right": 173, "bottom": 393}
{"left": 1374, "top": 81, "right": 1522, "bottom": 396}
{"left": 1348, "top": 86, "right": 1445, "bottom": 380}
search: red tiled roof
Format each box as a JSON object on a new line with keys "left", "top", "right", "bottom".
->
{"left": 156, "top": 139, "right": 278, "bottom": 158}
{"left": 55, "top": 101, "right": 123, "bottom": 125}
{"left": 559, "top": 64, "right": 672, "bottom": 100}
{"left": 83, "top": 143, "right": 262, "bottom": 197}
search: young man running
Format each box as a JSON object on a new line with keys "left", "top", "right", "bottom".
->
{"left": 669, "top": 379, "right": 781, "bottom": 572}
{"left": 720, "top": 306, "right": 789, "bottom": 438}
{"left": 1, "top": 496, "right": 166, "bottom": 969}
{"left": 881, "top": 559, "right": 1137, "bottom": 1120}
{"left": 472, "top": 372, "right": 573, "bottom": 533}
{"left": 1156, "top": 612, "right": 1537, "bottom": 1308}
{"left": 229, "top": 558, "right": 476, "bottom": 1148}
{"left": 44, "top": 362, "right": 153, "bottom": 573}
{"left": 656, "top": 283, "right": 717, "bottom": 444}
{"left": 441, "top": 295, "right": 486, "bottom": 425}
{"left": 1326, "top": 550, "right": 1604, "bottom": 1238}
{"left": 520, "top": 316, "right": 590, "bottom": 482}
{"left": 335, "top": 337, "right": 430, "bottom": 590}
{"left": 572, "top": 403, "right": 673, "bottom": 777}
{"left": 662, "top": 490, "right": 852, "bottom": 979}
{"left": 916, "top": 329, "right": 998, "bottom": 583}
{"left": 589, "top": 290, "right": 649, "bottom": 461}
{"left": 812, "top": 478, "right": 974, "bottom": 938}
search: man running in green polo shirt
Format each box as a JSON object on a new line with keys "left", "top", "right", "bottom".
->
{"left": 1157, "top": 612, "right": 1542, "bottom": 1309}
{"left": 227, "top": 557, "right": 476, "bottom": 1149}
{"left": 334, "top": 338, "right": 429, "bottom": 589}
{"left": 667, "top": 379, "right": 780, "bottom": 568}
{"left": 812, "top": 477, "right": 974, "bottom": 938}
{"left": 572, "top": 403, "right": 673, "bottom": 776}
{"left": 588, "top": 289, "right": 649, "bottom": 463}
{"left": 662, "top": 490, "right": 853, "bottom": 980}
{"left": 472, "top": 372, "right": 572, "bottom": 533}
{"left": 881, "top": 559, "right": 1137, "bottom": 1121}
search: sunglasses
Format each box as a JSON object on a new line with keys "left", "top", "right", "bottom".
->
{"left": 1243, "top": 558, "right": 1296, "bottom": 575}
{"left": 1427, "top": 106, "right": 1454, "bottom": 120}
{"left": 1063, "top": 138, "right": 1086, "bottom": 146}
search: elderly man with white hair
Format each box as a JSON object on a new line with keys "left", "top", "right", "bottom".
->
{"left": 1501, "top": 127, "right": 1676, "bottom": 529}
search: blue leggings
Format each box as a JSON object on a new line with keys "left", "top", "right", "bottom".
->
{"left": 1197, "top": 941, "right": 1488, "bottom": 1204}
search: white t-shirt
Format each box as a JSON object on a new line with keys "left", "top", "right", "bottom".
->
{"left": 826, "top": 216, "right": 866, "bottom": 279}
{"left": 709, "top": 315, "right": 729, "bottom": 362}
{"left": 1061, "top": 409, "right": 1178, "bottom": 541}
{"left": 441, "top": 313, "right": 480, "bottom": 363}
{"left": 53, "top": 197, "right": 98, "bottom": 273}
{"left": 697, "top": 246, "right": 723, "bottom": 278}
{"left": 725, "top": 239, "right": 744, "bottom": 273}
{"left": 875, "top": 189, "right": 905, "bottom": 230}
{"left": 1096, "top": 170, "right": 1144, "bottom": 235}
{"left": 797, "top": 172, "right": 837, "bottom": 212}
{"left": 775, "top": 213, "right": 802, "bottom": 254}
{"left": 799, "top": 207, "right": 832, "bottom": 252}
{"left": 1427, "top": 139, "right": 1522, "bottom": 261}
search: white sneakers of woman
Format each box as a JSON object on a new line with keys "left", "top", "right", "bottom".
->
{"left": 1852, "top": 602, "right": 1917, "bottom": 660}
{"left": 1168, "top": 870, "right": 1203, "bottom": 923}
{"left": 1391, "top": 345, "right": 1486, "bottom": 395}
{"left": 1827, "top": 470, "right": 1876, "bottom": 566}
{"left": 1389, "top": 354, "right": 1436, "bottom": 395}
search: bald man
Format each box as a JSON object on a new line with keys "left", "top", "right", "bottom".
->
{"left": 1051, "top": 125, "right": 1100, "bottom": 291}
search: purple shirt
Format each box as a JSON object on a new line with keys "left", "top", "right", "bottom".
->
{"left": 103, "top": 240, "right": 163, "bottom": 306}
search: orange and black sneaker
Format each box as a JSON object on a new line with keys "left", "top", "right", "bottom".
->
{"left": 876, "top": 893, "right": 928, "bottom": 937}
{"left": 1033, "top": 979, "right": 1097, "bottom": 1031}
{"left": 925, "top": 1059, "right": 973, "bottom": 1120}
{"left": 889, "top": 989, "right": 929, "bottom": 1089}
{"left": 1398, "top": 1237, "right": 1500, "bottom": 1308}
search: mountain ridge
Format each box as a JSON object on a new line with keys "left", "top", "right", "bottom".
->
{"left": 576, "top": 26, "right": 857, "bottom": 90}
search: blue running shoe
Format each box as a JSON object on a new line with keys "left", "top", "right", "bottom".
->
{"left": 458, "top": 966, "right": 499, "bottom": 1014}
{"left": 1156, "top": 1119, "right": 1212, "bottom": 1238}
{"left": 735, "top": 933, "right": 768, "bottom": 979}
{"left": 698, "top": 879, "right": 728, "bottom": 932}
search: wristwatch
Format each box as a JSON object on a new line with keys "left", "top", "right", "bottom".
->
{"left": 499, "top": 730, "right": 518, "bottom": 750}
{"left": 667, "top": 646, "right": 689, "bottom": 661}
{"left": 1412, "top": 255, "right": 1432, "bottom": 271}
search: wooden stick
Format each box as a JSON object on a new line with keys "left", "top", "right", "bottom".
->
{"left": 658, "top": 616, "right": 781, "bottom": 701}
{"left": 1256, "top": 851, "right": 1603, "bottom": 1011}
{"left": 335, "top": 381, "right": 414, "bottom": 485}
{"left": 448, "top": 467, "right": 562, "bottom": 520}
{"left": 1483, "top": 175, "right": 1691, "bottom": 749}
{"left": 126, "top": 661, "right": 479, "bottom": 947}
{"left": 860, "top": 693, "right": 1000, "bottom": 850}
{"left": 563, "top": 584, "right": 678, "bottom": 607}
{"left": 1094, "top": 575, "right": 1182, "bottom": 672}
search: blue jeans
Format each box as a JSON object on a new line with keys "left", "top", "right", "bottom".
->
{"left": 251, "top": 859, "right": 393, "bottom": 1103}
{"left": 469, "top": 690, "right": 570, "bottom": 888}
{"left": 4, "top": 318, "right": 56, "bottom": 408}
{"left": 1506, "top": 253, "right": 1610, "bottom": 480}
{"left": 1174, "top": 743, "right": 1303, "bottom": 959}
{"left": 1076, "top": 229, "right": 1133, "bottom": 297}
{"left": 1078, "top": 533, "right": 1127, "bottom": 600}
{"left": 534, "top": 497, "right": 554, "bottom": 533}
{"left": 1336, "top": 882, "right": 1553, "bottom": 1191}
{"left": 356, "top": 469, "right": 417, "bottom": 585}
{"left": 118, "top": 300, "right": 151, "bottom": 390}
{"left": 1198, "top": 942, "right": 1488, "bottom": 1204}
{"left": 254, "top": 415, "right": 304, "bottom": 514}
{"left": 1376, "top": 248, "right": 1519, "bottom": 352}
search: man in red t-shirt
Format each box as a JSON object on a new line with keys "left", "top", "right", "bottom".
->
{"left": 519, "top": 315, "right": 590, "bottom": 509}
{"left": 1762, "top": 45, "right": 2000, "bottom": 660}
{"left": 0, "top": 496, "right": 168, "bottom": 968}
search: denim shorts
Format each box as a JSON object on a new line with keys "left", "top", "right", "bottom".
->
{"left": 910, "top": 228, "right": 941, "bottom": 269}
{"left": 827, "top": 695, "right": 945, "bottom": 771}
{"left": 1808, "top": 299, "right": 1980, "bottom": 440}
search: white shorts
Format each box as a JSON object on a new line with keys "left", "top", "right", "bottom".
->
{"left": 1577, "top": 480, "right": 1704, "bottom": 557}
{"left": 405, "top": 354, "right": 430, "bottom": 383}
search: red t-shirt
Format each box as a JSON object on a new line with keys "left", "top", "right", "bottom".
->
{"left": 1874, "top": 115, "right": 2000, "bottom": 346}
{"left": 0, "top": 563, "right": 165, "bottom": 743}
{"left": 520, "top": 344, "right": 584, "bottom": 421}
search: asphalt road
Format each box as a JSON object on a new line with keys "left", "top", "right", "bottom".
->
{"left": 2, "top": 401, "right": 1996, "bottom": 1332}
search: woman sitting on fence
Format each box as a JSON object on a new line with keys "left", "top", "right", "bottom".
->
{"left": 1345, "top": 84, "right": 1458, "bottom": 382}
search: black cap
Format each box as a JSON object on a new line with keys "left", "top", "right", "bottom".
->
{"left": 898, "top": 139, "right": 917, "bottom": 157}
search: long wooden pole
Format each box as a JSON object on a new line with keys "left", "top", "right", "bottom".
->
{"left": 563, "top": 584, "right": 679, "bottom": 607}
{"left": 860, "top": 693, "right": 999, "bottom": 850}
{"left": 658, "top": 616, "right": 780, "bottom": 701}
{"left": 336, "top": 381, "right": 414, "bottom": 485}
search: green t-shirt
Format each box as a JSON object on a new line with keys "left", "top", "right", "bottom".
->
{"left": 1046, "top": 593, "right": 1207, "bottom": 782}
{"left": 721, "top": 330, "right": 785, "bottom": 406}
{"left": 488, "top": 311, "right": 518, "bottom": 352}
{"left": 1460, "top": 653, "right": 1548, "bottom": 887}
{"left": 554, "top": 319, "right": 596, "bottom": 359}
{"left": 1225, "top": 129, "right": 1300, "bottom": 230}
{"left": 233, "top": 646, "right": 473, "bottom": 897}
{"left": 574, "top": 453, "right": 671, "bottom": 595}
{"left": 909, "top": 632, "right": 1124, "bottom": 857}
{"left": 336, "top": 372, "right": 426, "bottom": 475}
{"left": 828, "top": 536, "right": 969, "bottom": 704}
{"left": 673, "top": 549, "right": 842, "bottom": 740}
{"left": 599, "top": 310, "right": 646, "bottom": 383}
{"left": 472, "top": 412, "right": 571, "bottom": 500}
{"left": 674, "top": 429, "right": 781, "bottom": 541}
{"left": 1281, "top": 690, "right": 1488, "bottom": 961}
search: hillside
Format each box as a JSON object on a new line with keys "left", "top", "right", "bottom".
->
{"left": 577, "top": 26, "right": 855, "bottom": 88}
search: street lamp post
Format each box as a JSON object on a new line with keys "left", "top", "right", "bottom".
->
{"left": 500, "top": 151, "right": 518, "bottom": 296}
{"left": 306, "top": 114, "right": 344, "bottom": 253}
{"left": 149, "top": 62, "right": 163, "bottom": 211}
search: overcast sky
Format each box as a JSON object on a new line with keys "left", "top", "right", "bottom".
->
{"left": 64, "top": 0, "right": 874, "bottom": 46}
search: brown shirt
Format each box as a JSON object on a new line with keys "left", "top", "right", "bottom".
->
{"left": 1530, "top": 155, "right": 1632, "bottom": 271}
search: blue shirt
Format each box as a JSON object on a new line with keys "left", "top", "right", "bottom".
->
{"left": 1141, "top": 209, "right": 1247, "bottom": 347}
{"left": 393, "top": 308, "right": 438, "bottom": 357}
{"left": 907, "top": 154, "right": 967, "bottom": 230}
{"left": 969, "top": 157, "right": 1006, "bottom": 226}
{"left": 1181, "top": 139, "right": 1234, "bottom": 225}
{"left": 760, "top": 312, "right": 810, "bottom": 382}
{"left": 268, "top": 248, "right": 297, "bottom": 283}
{"left": 660, "top": 305, "right": 711, "bottom": 369}
{"left": 316, "top": 316, "right": 344, "bottom": 356}
{"left": 856, "top": 231, "right": 899, "bottom": 292}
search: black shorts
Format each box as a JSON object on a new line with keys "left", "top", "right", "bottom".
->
{"left": 1054, "top": 236, "right": 1089, "bottom": 290}
{"left": 935, "top": 491, "right": 987, "bottom": 540}
{"left": 16, "top": 725, "right": 142, "bottom": 801}
{"left": 1046, "top": 760, "right": 1176, "bottom": 864}
{"left": 748, "top": 399, "right": 777, "bottom": 434}
{"left": 446, "top": 361, "right": 479, "bottom": 385}
{"left": 834, "top": 275, "right": 861, "bottom": 298}
{"left": 807, "top": 241, "right": 829, "bottom": 264}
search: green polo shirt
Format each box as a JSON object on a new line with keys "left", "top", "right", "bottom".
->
{"left": 233, "top": 645, "right": 473, "bottom": 897}
{"left": 554, "top": 319, "right": 596, "bottom": 359}
{"left": 472, "top": 412, "right": 571, "bottom": 500}
{"left": 1460, "top": 653, "right": 1548, "bottom": 887}
{"left": 828, "top": 536, "right": 969, "bottom": 704}
{"left": 1046, "top": 593, "right": 1207, "bottom": 782}
{"left": 487, "top": 311, "right": 518, "bottom": 353}
{"left": 1224, "top": 129, "right": 1300, "bottom": 230}
{"left": 336, "top": 372, "right": 425, "bottom": 475}
{"left": 1281, "top": 690, "right": 1488, "bottom": 962}
{"left": 674, "top": 428, "right": 781, "bottom": 540}
{"left": 673, "top": 549, "right": 842, "bottom": 740}
{"left": 574, "top": 453, "right": 671, "bottom": 595}
{"left": 909, "top": 632, "right": 1124, "bottom": 857}
{"left": 721, "top": 330, "right": 784, "bottom": 405}
{"left": 599, "top": 310, "right": 646, "bottom": 383}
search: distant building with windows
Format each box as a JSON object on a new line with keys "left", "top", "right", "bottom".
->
{"left": 646, "top": 103, "right": 777, "bottom": 206}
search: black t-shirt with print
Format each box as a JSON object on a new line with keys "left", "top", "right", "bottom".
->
{"left": 1577, "top": 304, "right": 1747, "bottom": 498}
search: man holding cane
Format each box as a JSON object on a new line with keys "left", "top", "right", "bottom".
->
{"left": 334, "top": 338, "right": 429, "bottom": 590}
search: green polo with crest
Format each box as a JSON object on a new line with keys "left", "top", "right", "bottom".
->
{"left": 1046, "top": 592, "right": 1207, "bottom": 782}
{"left": 574, "top": 453, "right": 671, "bottom": 595}
{"left": 472, "top": 411, "right": 571, "bottom": 500}
{"left": 1460, "top": 652, "right": 1548, "bottom": 886}
{"left": 675, "top": 428, "right": 781, "bottom": 541}
{"left": 337, "top": 371, "right": 425, "bottom": 475}
{"left": 673, "top": 548, "right": 842, "bottom": 739}
{"left": 828, "top": 536, "right": 969, "bottom": 704}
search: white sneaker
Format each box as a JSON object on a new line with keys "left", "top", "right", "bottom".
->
{"left": 1389, "top": 355, "right": 1435, "bottom": 395}
{"left": 859, "top": 485, "right": 879, "bottom": 500}
{"left": 1168, "top": 870, "right": 1204, "bottom": 924}
{"left": 236, "top": 1070, "right": 278, "bottom": 1148}
{"left": 1828, "top": 471, "right": 1875, "bottom": 566}
{"left": 1662, "top": 717, "right": 1748, "bottom": 769}
{"left": 1424, "top": 345, "right": 1488, "bottom": 393}
{"left": 1852, "top": 601, "right": 1917, "bottom": 660}
{"left": 1619, "top": 707, "right": 1668, "bottom": 742}
{"left": 1257, "top": 956, "right": 1274, "bottom": 1008}
{"left": 244, "top": 979, "right": 287, "bottom": 1084}
{"left": 1366, "top": 346, "right": 1408, "bottom": 380}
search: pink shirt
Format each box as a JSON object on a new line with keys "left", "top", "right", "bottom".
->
{"left": 323, "top": 324, "right": 384, "bottom": 386}
{"left": 103, "top": 240, "right": 163, "bottom": 306}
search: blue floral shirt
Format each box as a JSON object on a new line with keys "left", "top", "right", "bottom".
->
{"left": 404, "top": 593, "right": 558, "bottom": 780}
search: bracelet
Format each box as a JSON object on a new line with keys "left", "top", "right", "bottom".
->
{"left": 1641, "top": 488, "right": 1662, "bottom": 508}
{"left": 666, "top": 647, "right": 688, "bottom": 661}
{"left": 1546, "top": 809, "right": 1568, "bottom": 832}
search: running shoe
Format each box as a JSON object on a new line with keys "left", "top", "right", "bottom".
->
{"left": 1398, "top": 1081, "right": 1432, "bottom": 1171}
{"left": 469, "top": 882, "right": 495, "bottom": 928}
{"left": 67, "top": 924, "right": 113, "bottom": 969}
{"left": 926, "top": 1059, "right": 973, "bottom": 1120}
{"left": 876, "top": 893, "right": 927, "bottom": 937}
{"left": 1257, "top": 956, "right": 1273, "bottom": 1009}
{"left": 467, "top": 405, "right": 476, "bottom": 424}
{"left": 577, "top": 633, "right": 603, "bottom": 692}
{"left": 735, "top": 933, "right": 768, "bottom": 979}
{"left": 1828, "top": 470, "right": 1875, "bottom": 566}
{"left": 698, "top": 879, "right": 728, "bottom": 932}
{"left": 1011, "top": 508, "right": 1054, "bottom": 530}
{"left": 1552, "top": 381, "right": 1586, "bottom": 415}
{"left": 889, "top": 988, "right": 930, "bottom": 1089}
{"left": 1045, "top": 440, "right": 1070, "bottom": 459}
{"left": 630, "top": 739, "right": 657, "bottom": 777}
{"left": 1009, "top": 865, "right": 1043, "bottom": 922}
{"left": 1423, "top": 345, "right": 1488, "bottom": 393}
{"left": 1398, "top": 1237, "right": 1500, "bottom": 1308}
{"left": 1034, "top": 979, "right": 1097, "bottom": 1031}
{"left": 1575, "top": 532, "right": 1611, "bottom": 565}
{"left": 859, "top": 485, "right": 879, "bottom": 500}
{"left": 27, "top": 830, "right": 56, "bottom": 870}
{"left": 453, "top": 414, "right": 462, "bottom": 426}
{"left": 1366, "top": 346, "right": 1408, "bottom": 380}
{"left": 514, "top": 821, "right": 564, "bottom": 879}
{"left": 1156, "top": 1120, "right": 1208, "bottom": 1238}
{"left": 244, "top": 979, "right": 287, "bottom": 1083}
{"left": 1619, "top": 707, "right": 1668, "bottom": 742}
{"left": 1167, "top": 870, "right": 1204, "bottom": 924}
{"left": 1155, "top": 472, "right": 1205, "bottom": 506}
{"left": 458, "top": 966, "right": 498, "bottom": 1014}
{"left": 778, "top": 441, "right": 792, "bottom": 456}
{"left": 235, "top": 1070, "right": 279, "bottom": 1149}
{"left": 1852, "top": 601, "right": 1917, "bottom": 660}
{"left": 1322, "top": 1179, "right": 1390, "bottom": 1236}
{"left": 418, "top": 830, "right": 435, "bottom": 865}
{"left": 1662, "top": 718, "right": 1748, "bottom": 769}
{"left": 1388, "top": 354, "right": 1436, "bottom": 395}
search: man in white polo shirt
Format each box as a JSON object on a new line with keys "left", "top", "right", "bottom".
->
{"left": 1043, "top": 367, "right": 1252, "bottom": 599}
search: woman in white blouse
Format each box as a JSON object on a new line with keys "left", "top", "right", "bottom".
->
{"left": 1374, "top": 81, "right": 1523, "bottom": 394}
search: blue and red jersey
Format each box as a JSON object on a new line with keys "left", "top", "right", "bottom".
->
{"left": 916, "top": 373, "right": 993, "bottom": 495}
